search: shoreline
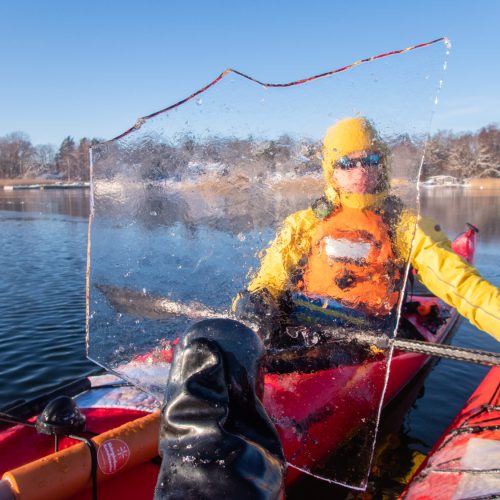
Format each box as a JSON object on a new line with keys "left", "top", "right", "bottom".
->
{"left": 0, "top": 179, "right": 89, "bottom": 190}
{"left": 1, "top": 176, "right": 499, "bottom": 192}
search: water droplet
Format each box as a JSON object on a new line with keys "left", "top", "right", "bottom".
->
{"left": 237, "top": 232, "right": 246, "bottom": 242}
{"left": 196, "top": 98, "right": 203, "bottom": 106}
{"left": 443, "top": 61, "right": 448, "bottom": 71}
{"left": 434, "top": 96, "right": 439, "bottom": 105}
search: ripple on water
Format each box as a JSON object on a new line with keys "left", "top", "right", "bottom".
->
{"left": 0, "top": 209, "right": 95, "bottom": 407}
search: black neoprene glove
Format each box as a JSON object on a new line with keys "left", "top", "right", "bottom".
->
{"left": 233, "top": 289, "right": 292, "bottom": 345}
{"left": 154, "top": 318, "right": 285, "bottom": 500}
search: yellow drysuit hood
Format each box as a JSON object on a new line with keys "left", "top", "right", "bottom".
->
{"left": 322, "top": 117, "right": 390, "bottom": 205}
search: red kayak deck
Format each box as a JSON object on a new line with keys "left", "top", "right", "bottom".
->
{"left": 401, "top": 366, "right": 500, "bottom": 499}
{"left": 266, "top": 296, "right": 457, "bottom": 485}
{"left": 0, "top": 296, "right": 456, "bottom": 498}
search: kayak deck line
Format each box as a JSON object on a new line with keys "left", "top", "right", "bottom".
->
{"left": 392, "top": 338, "right": 500, "bottom": 366}
{"left": 401, "top": 366, "right": 500, "bottom": 499}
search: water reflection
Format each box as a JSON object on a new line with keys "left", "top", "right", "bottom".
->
{"left": 0, "top": 190, "right": 94, "bottom": 408}
{"left": 94, "top": 177, "right": 324, "bottom": 235}
{"left": 420, "top": 187, "right": 500, "bottom": 243}
{"left": 91, "top": 178, "right": 500, "bottom": 243}
{"left": 1, "top": 186, "right": 498, "bottom": 242}
{"left": 0, "top": 189, "right": 90, "bottom": 218}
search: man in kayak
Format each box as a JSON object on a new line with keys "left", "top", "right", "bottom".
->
{"left": 234, "top": 117, "right": 500, "bottom": 343}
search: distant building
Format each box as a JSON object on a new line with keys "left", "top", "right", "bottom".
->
{"left": 420, "top": 175, "right": 466, "bottom": 187}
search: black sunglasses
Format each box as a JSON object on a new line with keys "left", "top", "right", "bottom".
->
{"left": 335, "top": 153, "right": 382, "bottom": 170}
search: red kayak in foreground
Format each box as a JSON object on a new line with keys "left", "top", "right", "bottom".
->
{"left": 0, "top": 226, "right": 479, "bottom": 498}
{"left": 401, "top": 366, "right": 500, "bottom": 499}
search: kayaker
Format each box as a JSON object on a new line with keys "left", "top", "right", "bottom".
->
{"left": 234, "top": 117, "right": 500, "bottom": 342}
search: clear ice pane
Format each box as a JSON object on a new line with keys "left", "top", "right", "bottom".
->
{"left": 87, "top": 39, "right": 448, "bottom": 488}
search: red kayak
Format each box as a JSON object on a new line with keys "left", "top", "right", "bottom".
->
{"left": 401, "top": 366, "right": 500, "bottom": 499}
{"left": 266, "top": 223, "right": 478, "bottom": 485}
{"left": 0, "top": 226, "right": 478, "bottom": 498}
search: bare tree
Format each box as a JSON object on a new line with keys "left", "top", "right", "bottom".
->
{"left": 422, "top": 132, "right": 450, "bottom": 178}
{"left": 0, "top": 124, "right": 499, "bottom": 182}
{"left": 475, "top": 125, "right": 500, "bottom": 178}
{"left": 446, "top": 133, "right": 476, "bottom": 179}
{"left": 55, "top": 136, "right": 78, "bottom": 180}
{"left": 0, "top": 132, "right": 34, "bottom": 178}
{"left": 389, "top": 134, "right": 421, "bottom": 180}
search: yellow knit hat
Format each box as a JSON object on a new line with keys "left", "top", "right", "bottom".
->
{"left": 322, "top": 117, "right": 381, "bottom": 179}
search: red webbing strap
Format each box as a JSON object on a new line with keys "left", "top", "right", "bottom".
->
{"left": 110, "top": 37, "right": 447, "bottom": 142}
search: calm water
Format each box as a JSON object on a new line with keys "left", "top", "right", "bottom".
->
{"left": 0, "top": 187, "right": 498, "bottom": 486}
{"left": 409, "top": 188, "right": 499, "bottom": 449}
{"left": 0, "top": 190, "right": 95, "bottom": 406}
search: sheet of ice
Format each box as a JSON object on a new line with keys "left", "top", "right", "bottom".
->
{"left": 87, "top": 39, "right": 449, "bottom": 489}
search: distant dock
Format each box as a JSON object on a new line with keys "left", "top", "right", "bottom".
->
{"left": 0, "top": 179, "right": 89, "bottom": 190}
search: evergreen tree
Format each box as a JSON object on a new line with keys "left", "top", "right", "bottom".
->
{"left": 55, "top": 136, "right": 78, "bottom": 179}
{"left": 77, "top": 138, "right": 99, "bottom": 181}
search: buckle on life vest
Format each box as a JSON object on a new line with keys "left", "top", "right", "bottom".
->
{"left": 335, "top": 270, "right": 357, "bottom": 290}
{"left": 312, "top": 197, "right": 334, "bottom": 220}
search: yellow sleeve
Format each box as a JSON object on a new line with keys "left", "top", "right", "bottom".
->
{"left": 247, "top": 208, "right": 318, "bottom": 298}
{"left": 399, "top": 213, "right": 500, "bottom": 341}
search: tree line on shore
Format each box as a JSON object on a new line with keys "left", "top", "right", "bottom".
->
{"left": 0, "top": 133, "right": 99, "bottom": 181}
{"left": 0, "top": 124, "right": 498, "bottom": 181}
{"left": 422, "top": 124, "right": 500, "bottom": 179}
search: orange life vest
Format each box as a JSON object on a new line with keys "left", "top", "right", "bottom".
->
{"left": 299, "top": 206, "right": 401, "bottom": 316}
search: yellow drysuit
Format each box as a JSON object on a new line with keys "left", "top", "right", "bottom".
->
{"left": 245, "top": 118, "right": 500, "bottom": 341}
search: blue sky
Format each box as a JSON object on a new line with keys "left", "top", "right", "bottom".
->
{"left": 1, "top": 0, "right": 499, "bottom": 146}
